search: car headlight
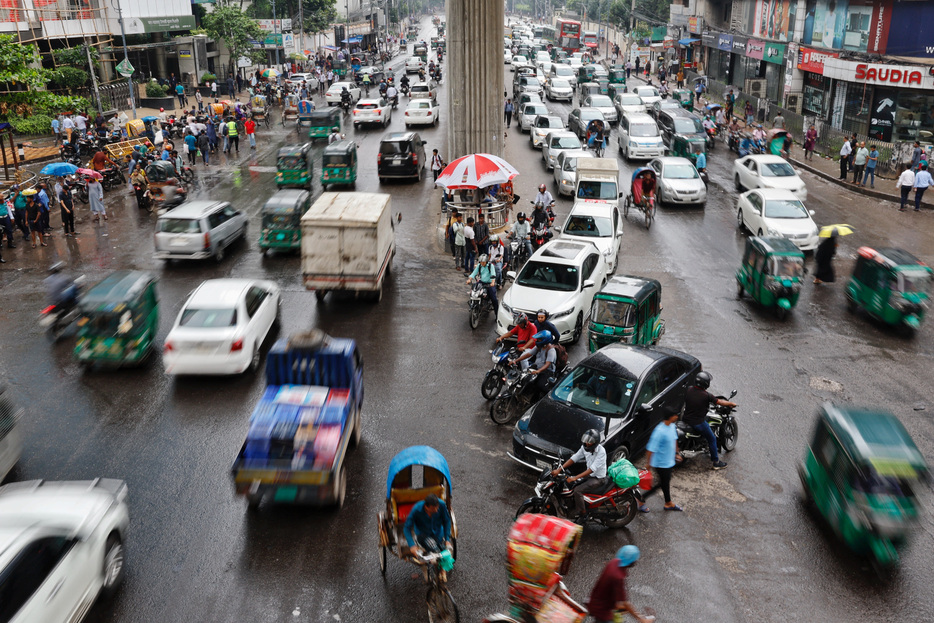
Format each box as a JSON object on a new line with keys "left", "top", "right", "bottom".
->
{"left": 663, "top": 182, "right": 674, "bottom": 192}
{"left": 767, "top": 227, "right": 781, "bottom": 236}
{"left": 560, "top": 179, "right": 572, "bottom": 186}
{"left": 552, "top": 306, "right": 575, "bottom": 319}
{"left": 517, "top": 408, "right": 533, "bottom": 431}
{"left": 501, "top": 301, "right": 513, "bottom": 315}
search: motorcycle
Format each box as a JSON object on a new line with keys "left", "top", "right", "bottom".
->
{"left": 490, "top": 369, "right": 539, "bottom": 425}
{"left": 71, "top": 177, "right": 89, "bottom": 204}
{"left": 698, "top": 169, "right": 709, "bottom": 187}
{"left": 39, "top": 275, "right": 87, "bottom": 341}
{"left": 341, "top": 97, "right": 352, "bottom": 114}
{"left": 390, "top": 94, "right": 399, "bottom": 109}
{"left": 508, "top": 235, "right": 529, "bottom": 272}
{"left": 530, "top": 224, "right": 549, "bottom": 251}
{"left": 133, "top": 182, "right": 152, "bottom": 212}
{"left": 100, "top": 167, "right": 126, "bottom": 191}
{"left": 676, "top": 390, "right": 739, "bottom": 461}
{"left": 481, "top": 342, "right": 521, "bottom": 400}
{"left": 515, "top": 462, "right": 642, "bottom": 529}
{"left": 400, "top": 83, "right": 410, "bottom": 96}
{"left": 60, "top": 144, "right": 81, "bottom": 166}
{"left": 468, "top": 280, "right": 496, "bottom": 330}
{"left": 705, "top": 126, "right": 718, "bottom": 150}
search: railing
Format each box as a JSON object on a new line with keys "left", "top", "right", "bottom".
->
{"left": 443, "top": 200, "right": 510, "bottom": 231}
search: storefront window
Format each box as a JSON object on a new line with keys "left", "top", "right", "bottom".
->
{"left": 892, "top": 92, "right": 934, "bottom": 143}
{"left": 717, "top": 50, "right": 731, "bottom": 84}
{"left": 802, "top": 72, "right": 828, "bottom": 117}
{"left": 765, "top": 62, "right": 783, "bottom": 103}
{"left": 841, "top": 81, "right": 871, "bottom": 135}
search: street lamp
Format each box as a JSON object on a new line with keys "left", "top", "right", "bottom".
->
{"left": 111, "top": 0, "right": 136, "bottom": 119}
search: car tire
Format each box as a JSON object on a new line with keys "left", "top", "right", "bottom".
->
{"left": 570, "top": 312, "right": 584, "bottom": 344}
{"left": 214, "top": 247, "right": 224, "bottom": 263}
{"left": 735, "top": 175, "right": 743, "bottom": 192}
{"left": 102, "top": 533, "right": 126, "bottom": 596}
{"left": 248, "top": 344, "right": 261, "bottom": 373}
{"left": 609, "top": 445, "right": 630, "bottom": 464}
{"left": 737, "top": 208, "right": 744, "bottom": 231}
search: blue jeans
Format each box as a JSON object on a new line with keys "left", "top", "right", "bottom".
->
{"left": 862, "top": 167, "right": 875, "bottom": 187}
{"left": 692, "top": 421, "right": 719, "bottom": 462}
{"left": 464, "top": 248, "right": 476, "bottom": 272}
{"left": 483, "top": 283, "right": 498, "bottom": 310}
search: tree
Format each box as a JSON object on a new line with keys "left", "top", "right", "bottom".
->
{"left": 302, "top": 0, "right": 337, "bottom": 34}
{"left": 0, "top": 34, "right": 54, "bottom": 89}
{"left": 202, "top": 2, "right": 266, "bottom": 73}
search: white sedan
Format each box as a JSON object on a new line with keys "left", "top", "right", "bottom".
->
{"left": 614, "top": 93, "right": 645, "bottom": 117}
{"left": 405, "top": 56, "right": 425, "bottom": 73}
{"left": 631, "top": 85, "right": 660, "bottom": 107}
{"left": 353, "top": 98, "right": 392, "bottom": 127}
{"left": 510, "top": 55, "right": 529, "bottom": 71}
{"left": 325, "top": 81, "right": 361, "bottom": 105}
{"left": 504, "top": 49, "right": 513, "bottom": 64}
{"left": 556, "top": 201, "right": 624, "bottom": 272}
{"left": 649, "top": 156, "right": 707, "bottom": 207}
{"left": 0, "top": 479, "right": 129, "bottom": 623}
{"left": 530, "top": 114, "right": 565, "bottom": 148}
{"left": 163, "top": 278, "right": 280, "bottom": 375}
{"left": 545, "top": 78, "right": 573, "bottom": 101}
{"left": 736, "top": 188, "right": 819, "bottom": 250}
{"left": 287, "top": 72, "right": 319, "bottom": 90}
{"left": 733, "top": 154, "right": 808, "bottom": 201}
{"left": 405, "top": 98, "right": 440, "bottom": 126}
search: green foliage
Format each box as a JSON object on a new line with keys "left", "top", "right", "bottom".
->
{"left": 0, "top": 92, "right": 90, "bottom": 119}
{"left": 50, "top": 67, "right": 89, "bottom": 91}
{"left": 53, "top": 45, "right": 100, "bottom": 69}
{"left": 201, "top": 72, "right": 217, "bottom": 83}
{"left": 0, "top": 34, "right": 54, "bottom": 89}
{"left": 203, "top": 3, "right": 267, "bottom": 73}
{"left": 145, "top": 81, "right": 168, "bottom": 97}
{"left": 6, "top": 113, "right": 53, "bottom": 135}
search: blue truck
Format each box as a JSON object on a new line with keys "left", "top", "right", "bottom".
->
{"left": 231, "top": 331, "right": 363, "bottom": 509}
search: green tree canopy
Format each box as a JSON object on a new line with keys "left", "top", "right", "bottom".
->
{"left": 0, "top": 34, "right": 54, "bottom": 89}
{"left": 203, "top": 2, "right": 267, "bottom": 72}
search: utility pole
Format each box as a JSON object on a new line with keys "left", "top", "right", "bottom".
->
{"left": 272, "top": 0, "right": 281, "bottom": 68}
{"left": 84, "top": 40, "right": 103, "bottom": 117}
{"left": 299, "top": 0, "right": 305, "bottom": 57}
{"left": 112, "top": 0, "right": 136, "bottom": 119}
{"left": 627, "top": 0, "right": 636, "bottom": 63}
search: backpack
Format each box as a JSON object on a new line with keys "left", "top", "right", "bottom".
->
{"left": 553, "top": 343, "right": 568, "bottom": 372}
{"left": 221, "top": 123, "right": 228, "bottom": 136}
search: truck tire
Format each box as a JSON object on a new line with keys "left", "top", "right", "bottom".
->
{"left": 333, "top": 464, "right": 347, "bottom": 509}
{"left": 351, "top": 407, "right": 362, "bottom": 447}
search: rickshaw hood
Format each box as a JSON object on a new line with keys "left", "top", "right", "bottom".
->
{"left": 386, "top": 446, "right": 452, "bottom": 498}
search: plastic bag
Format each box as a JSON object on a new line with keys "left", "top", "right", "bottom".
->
{"left": 608, "top": 458, "right": 640, "bottom": 489}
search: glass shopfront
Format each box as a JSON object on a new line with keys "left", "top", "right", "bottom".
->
{"left": 802, "top": 72, "right": 829, "bottom": 117}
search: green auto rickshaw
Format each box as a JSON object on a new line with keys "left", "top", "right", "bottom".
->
{"left": 74, "top": 271, "right": 159, "bottom": 368}
{"left": 588, "top": 276, "right": 665, "bottom": 352}
{"left": 799, "top": 403, "right": 930, "bottom": 569}
{"left": 736, "top": 236, "right": 805, "bottom": 319}
{"left": 321, "top": 139, "right": 358, "bottom": 189}
{"left": 845, "top": 246, "right": 933, "bottom": 335}
{"left": 608, "top": 65, "right": 627, "bottom": 85}
{"left": 276, "top": 143, "right": 314, "bottom": 189}
{"left": 332, "top": 58, "right": 349, "bottom": 78}
{"left": 308, "top": 107, "right": 341, "bottom": 142}
{"left": 607, "top": 83, "right": 627, "bottom": 100}
{"left": 674, "top": 88, "right": 694, "bottom": 109}
{"left": 669, "top": 133, "right": 707, "bottom": 167}
{"left": 259, "top": 188, "right": 312, "bottom": 253}
{"left": 414, "top": 44, "right": 428, "bottom": 62}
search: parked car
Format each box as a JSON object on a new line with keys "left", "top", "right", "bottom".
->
{"left": 0, "top": 478, "right": 130, "bottom": 623}
{"left": 734, "top": 155, "right": 807, "bottom": 201}
{"left": 377, "top": 131, "right": 428, "bottom": 182}
{"left": 154, "top": 200, "right": 248, "bottom": 262}
{"left": 404, "top": 98, "right": 440, "bottom": 127}
{"left": 518, "top": 102, "right": 549, "bottom": 132}
{"left": 631, "top": 85, "right": 660, "bottom": 106}
{"left": 582, "top": 94, "right": 617, "bottom": 125}
{"left": 530, "top": 115, "right": 566, "bottom": 149}
{"left": 553, "top": 150, "right": 595, "bottom": 197}
{"left": 542, "top": 130, "right": 583, "bottom": 170}
{"left": 556, "top": 201, "right": 623, "bottom": 273}
{"left": 496, "top": 239, "right": 608, "bottom": 343}
{"left": 325, "top": 81, "right": 361, "bottom": 105}
{"left": 510, "top": 344, "right": 702, "bottom": 469}
{"left": 648, "top": 156, "right": 708, "bottom": 207}
{"left": 567, "top": 107, "right": 607, "bottom": 140}
{"left": 736, "top": 188, "right": 819, "bottom": 250}
{"left": 352, "top": 98, "right": 392, "bottom": 128}
{"left": 545, "top": 78, "right": 573, "bottom": 101}
{"left": 617, "top": 113, "right": 665, "bottom": 161}
{"left": 614, "top": 93, "right": 646, "bottom": 117}
{"left": 163, "top": 278, "right": 281, "bottom": 375}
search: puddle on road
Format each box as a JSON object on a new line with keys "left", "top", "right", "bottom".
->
{"left": 673, "top": 470, "right": 747, "bottom": 507}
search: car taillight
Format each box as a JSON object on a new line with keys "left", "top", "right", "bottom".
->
{"left": 377, "top": 153, "right": 382, "bottom": 163}
{"left": 163, "top": 341, "right": 174, "bottom": 352}
{"left": 427, "top": 111, "right": 432, "bottom": 116}
{"left": 203, "top": 233, "right": 210, "bottom": 250}
{"left": 231, "top": 338, "right": 244, "bottom": 352}
{"left": 353, "top": 110, "right": 357, "bottom": 115}
{"left": 40, "top": 304, "right": 55, "bottom": 315}
{"left": 405, "top": 111, "right": 409, "bottom": 116}
{"left": 413, "top": 153, "right": 418, "bottom": 166}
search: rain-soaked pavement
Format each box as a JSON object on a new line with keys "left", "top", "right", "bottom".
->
{"left": 2, "top": 22, "right": 934, "bottom": 623}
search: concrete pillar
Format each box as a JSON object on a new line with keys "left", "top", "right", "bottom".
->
{"left": 446, "top": 0, "right": 503, "bottom": 158}
{"left": 152, "top": 32, "right": 168, "bottom": 80}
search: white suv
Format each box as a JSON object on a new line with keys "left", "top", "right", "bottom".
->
{"left": 0, "top": 479, "right": 129, "bottom": 623}
{"left": 618, "top": 113, "right": 665, "bottom": 161}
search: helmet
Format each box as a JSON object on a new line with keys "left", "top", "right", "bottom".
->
{"left": 581, "top": 428, "right": 600, "bottom": 448}
{"left": 517, "top": 212, "right": 526, "bottom": 221}
{"left": 536, "top": 308, "right": 549, "bottom": 320}
{"left": 616, "top": 545, "right": 640, "bottom": 567}
{"left": 515, "top": 312, "right": 529, "bottom": 327}
{"left": 695, "top": 371, "right": 712, "bottom": 389}
{"left": 159, "top": 107, "right": 164, "bottom": 112}
{"left": 539, "top": 183, "right": 546, "bottom": 192}
{"left": 532, "top": 330, "right": 553, "bottom": 345}
{"left": 48, "top": 261, "right": 65, "bottom": 274}
{"left": 478, "top": 254, "right": 489, "bottom": 264}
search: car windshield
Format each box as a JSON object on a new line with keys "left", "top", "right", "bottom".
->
{"left": 525, "top": 106, "right": 547, "bottom": 116}
{"left": 637, "top": 87, "right": 659, "bottom": 98}
{"left": 551, "top": 365, "right": 635, "bottom": 416}
{"left": 525, "top": 77, "right": 541, "bottom": 86}
{"left": 159, "top": 218, "right": 201, "bottom": 234}
{"left": 630, "top": 124, "right": 657, "bottom": 137}
{"left": 589, "top": 95, "right": 612, "bottom": 107}
{"left": 537, "top": 117, "right": 562, "bottom": 128}
{"left": 379, "top": 141, "right": 410, "bottom": 155}
{"left": 410, "top": 101, "right": 431, "bottom": 109}
{"left": 554, "top": 66, "right": 573, "bottom": 76}
{"left": 514, "top": 56, "right": 528, "bottom": 63}
{"left": 552, "top": 135, "right": 582, "bottom": 149}
{"left": 576, "top": 181, "right": 618, "bottom": 201}
{"left": 620, "top": 96, "right": 642, "bottom": 106}
{"left": 551, "top": 79, "right": 570, "bottom": 89}
{"left": 593, "top": 299, "right": 636, "bottom": 327}
{"left": 673, "top": 118, "right": 704, "bottom": 134}
{"left": 764, "top": 198, "right": 808, "bottom": 218}
{"left": 564, "top": 214, "right": 613, "bottom": 236}
{"left": 663, "top": 164, "right": 698, "bottom": 179}
{"left": 180, "top": 308, "right": 237, "bottom": 328}
{"left": 262, "top": 211, "right": 297, "bottom": 228}
{"left": 516, "top": 260, "right": 579, "bottom": 291}
{"left": 563, "top": 156, "right": 586, "bottom": 171}
{"left": 769, "top": 257, "right": 805, "bottom": 278}
{"left": 897, "top": 269, "right": 932, "bottom": 294}
{"left": 761, "top": 162, "right": 796, "bottom": 177}
{"left": 411, "top": 85, "right": 429, "bottom": 92}
{"left": 581, "top": 111, "right": 602, "bottom": 121}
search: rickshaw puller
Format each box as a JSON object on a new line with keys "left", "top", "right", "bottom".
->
{"left": 403, "top": 494, "right": 452, "bottom": 556}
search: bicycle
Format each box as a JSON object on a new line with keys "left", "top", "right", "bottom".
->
{"left": 415, "top": 549, "right": 459, "bottom": 623}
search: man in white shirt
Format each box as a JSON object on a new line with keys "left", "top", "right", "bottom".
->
{"left": 553, "top": 428, "right": 608, "bottom": 522}
{"left": 897, "top": 164, "right": 915, "bottom": 211}
{"left": 839, "top": 139, "right": 852, "bottom": 180}
{"left": 74, "top": 113, "right": 87, "bottom": 138}
{"left": 463, "top": 216, "right": 476, "bottom": 272}
{"left": 62, "top": 116, "right": 75, "bottom": 143}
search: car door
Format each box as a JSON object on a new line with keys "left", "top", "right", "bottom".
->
{"left": 746, "top": 192, "right": 763, "bottom": 233}
{"left": 245, "top": 286, "right": 273, "bottom": 346}
{"left": 569, "top": 109, "right": 581, "bottom": 136}
{"left": 222, "top": 205, "right": 243, "bottom": 246}
{"left": 579, "top": 252, "right": 603, "bottom": 317}
{"left": 612, "top": 207, "right": 622, "bottom": 254}
{"left": 653, "top": 359, "right": 690, "bottom": 419}
{"left": 744, "top": 159, "right": 758, "bottom": 189}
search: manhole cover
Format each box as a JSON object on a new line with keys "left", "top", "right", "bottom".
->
{"left": 809, "top": 377, "right": 844, "bottom": 393}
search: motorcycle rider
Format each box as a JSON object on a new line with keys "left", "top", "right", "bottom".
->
{"left": 400, "top": 74, "right": 410, "bottom": 94}
{"left": 44, "top": 262, "right": 77, "bottom": 311}
{"left": 495, "top": 312, "right": 537, "bottom": 361}
{"left": 386, "top": 82, "right": 398, "bottom": 107}
{"left": 552, "top": 428, "right": 608, "bottom": 524}
{"left": 340, "top": 87, "right": 352, "bottom": 110}
{"left": 378, "top": 79, "right": 388, "bottom": 97}
{"left": 510, "top": 211, "right": 533, "bottom": 259}
{"left": 466, "top": 253, "right": 498, "bottom": 312}
{"left": 533, "top": 183, "right": 554, "bottom": 210}
{"left": 682, "top": 371, "right": 736, "bottom": 469}
{"left": 527, "top": 309, "right": 560, "bottom": 348}
{"left": 488, "top": 234, "right": 505, "bottom": 285}
{"left": 530, "top": 201, "right": 551, "bottom": 245}
{"left": 510, "top": 330, "right": 557, "bottom": 397}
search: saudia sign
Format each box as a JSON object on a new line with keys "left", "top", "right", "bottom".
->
{"left": 854, "top": 63, "right": 923, "bottom": 86}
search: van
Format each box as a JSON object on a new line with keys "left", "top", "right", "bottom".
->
{"left": 657, "top": 108, "right": 706, "bottom": 147}
{"left": 154, "top": 200, "right": 248, "bottom": 262}
{"left": 377, "top": 131, "right": 427, "bottom": 182}
{"left": 617, "top": 113, "right": 665, "bottom": 161}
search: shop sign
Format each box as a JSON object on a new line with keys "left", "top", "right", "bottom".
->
{"left": 178, "top": 50, "right": 191, "bottom": 59}
{"left": 717, "top": 34, "right": 733, "bottom": 51}
{"left": 796, "top": 46, "right": 838, "bottom": 75}
{"left": 731, "top": 34, "right": 748, "bottom": 54}
{"left": 256, "top": 19, "right": 292, "bottom": 32}
{"left": 746, "top": 39, "right": 765, "bottom": 60}
{"left": 663, "top": 40, "right": 675, "bottom": 49}
{"left": 701, "top": 31, "right": 717, "bottom": 48}
{"left": 824, "top": 58, "right": 934, "bottom": 89}
{"left": 869, "top": 90, "right": 896, "bottom": 143}
{"left": 688, "top": 17, "right": 702, "bottom": 35}
{"left": 763, "top": 42, "right": 785, "bottom": 65}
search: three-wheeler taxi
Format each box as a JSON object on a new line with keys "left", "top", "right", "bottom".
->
{"left": 74, "top": 271, "right": 159, "bottom": 368}
{"left": 799, "top": 403, "right": 930, "bottom": 570}
{"left": 259, "top": 188, "right": 312, "bottom": 253}
{"left": 674, "top": 88, "right": 694, "bottom": 109}
{"left": 308, "top": 108, "right": 341, "bottom": 141}
{"left": 608, "top": 64, "right": 627, "bottom": 86}
{"left": 669, "top": 133, "right": 707, "bottom": 166}
{"left": 320, "top": 139, "right": 358, "bottom": 189}
{"left": 845, "top": 247, "right": 932, "bottom": 335}
{"left": 276, "top": 143, "right": 314, "bottom": 189}
{"left": 588, "top": 276, "right": 665, "bottom": 352}
{"left": 735, "top": 236, "right": 805, "bottom": 319}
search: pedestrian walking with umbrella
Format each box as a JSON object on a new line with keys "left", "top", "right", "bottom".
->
{"left": 813, "top": 225, "right": 852, "bottom": 284}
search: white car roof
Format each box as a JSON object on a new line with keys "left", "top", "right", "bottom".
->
{"left": 188, "top": 279, "right": 260, "bottom": 308}
{"left": 0, "top": 480, "right": 125, "bottom": 539}
{"left": 329, "top": 82, "right": 353, "bottom": 90}
{"left": 568, "top": 201, "right": 616, "bottom": 218}
{"left": 406, "top": 100, "right": 434, "bottom": 108}
{"left": 746, "top": 187, "right": 802, "bottom": 200}
{"left": 742, "top": 154, "right": 792, "bottom": 165}
{"left": 655, "top": 156, "right": 694, "bottom": 166}
{"left": 530, "top": 239, "right": 597, "bottom": 264}
{"left": 355, "top": 98, "right": 385, "bottom": 106}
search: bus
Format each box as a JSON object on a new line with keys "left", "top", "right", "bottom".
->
{"left": 541, "top": 25, "right": 556, "bottom": 44}
{"left": 582, "top": 30, "right": 599, "bottom": 50}
{"left": 555, "top": 18, "right": 581, "bottom": 53}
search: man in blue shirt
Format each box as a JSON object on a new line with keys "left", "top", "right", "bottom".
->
{"left": 467, "top": 253, "right": 498, "bottom": 311}
{"left": 913, "top": 163, "right": 932, "bottom": 212}
{"left": 695, "top": 150, "right": 706, "bottom": 177}
{"left": 641, "top": 409, "right": 682, "bottom": 512}
{"left": 403, "top": 494, "right": 452, "bottom": 555}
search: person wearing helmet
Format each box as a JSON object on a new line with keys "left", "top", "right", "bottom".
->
{"left": 525, "top": 309, "right": 559, "bottom": 349}
{"left": 552, "top": 427, "right": 608, "bottom": 523}
{"left": 510, "top": 329, "right": 558, "bottom": 396}
{"left": 466, "top": 253, "right": 498, "bottom": 311}
{"left": 496, "top": 312, "right": 537, "bottom": 360}
{"left": 487, "top": 234, "right": 505, "bottom": 286}
{"left": 530, "top": 200, "right": 550, "bottom": 233}
{"left": 534, "top": 183, "right": 554, "bottom": 210}
{"left": 44, "top": 262, "right": 77, "bottom": 310}
{"left": 587, "top": 545, "right": 654, "bottom": 623}
{"left": 510, "top": 211, "right": 533, "bottom": 259}
{"left": 682, "top": 371, "right": 736, "bottom": 470}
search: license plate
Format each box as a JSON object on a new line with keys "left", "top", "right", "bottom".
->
{"left": 171, "top": 236, "right": 189, "bottom": 247}
{"left": 536, "top": 459, "right": 550, "bottom": 470}
{"left": 393, "top": 157, "right": 402, "bottom": 165}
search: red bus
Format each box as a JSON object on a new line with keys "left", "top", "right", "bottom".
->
{"left": 555, "top": 18, "right": 581, "bottom": 53}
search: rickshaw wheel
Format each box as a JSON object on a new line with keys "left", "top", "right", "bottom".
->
{"left": 426, "top": 586, "right": 459, "bottom": 623}
{"left": 644, "top": 207, "right": 653, "bottom": 230}
{"left": 378, "top": 545, "right": 387, "bottom": 575}
{"left": 450, "top": 536, "right": 457, "bottom": 562}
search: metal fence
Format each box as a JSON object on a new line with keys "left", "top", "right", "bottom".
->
{"left": 444, "top": 200, "right": 510, "bottom": 231}
{"left": 75, "top": 82, "right": 141, "bottom": 116}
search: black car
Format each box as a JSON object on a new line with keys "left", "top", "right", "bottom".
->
{"left": 510, "top": 344, "right": 701, "bottom": 471}
{"left": 567, "top": 107, "right": 606, "bottom": 140}
{"left": 377, "top": 131, "right": 427, "bottom": 182}
{"left": 657, "top": 108, "right": 706, "bottom": 147}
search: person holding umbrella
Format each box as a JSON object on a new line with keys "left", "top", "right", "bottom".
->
{"left": 813, "top": 226, "right": 851, "bottom": 285}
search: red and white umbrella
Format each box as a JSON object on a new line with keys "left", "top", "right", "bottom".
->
{"left": 434, "top": 153, "right": 519, "bottom": 190}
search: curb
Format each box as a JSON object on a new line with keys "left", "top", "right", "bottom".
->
{"left": 788, "top": 156, "right": 932, "bottom": 211}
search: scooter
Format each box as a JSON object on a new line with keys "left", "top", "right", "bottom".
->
{"left": 676, "top": 390, "right": 739, "bottom": 461}
{"left": 508, "top": 235, "right": 529, "bottom": 272}
{"left": 468, "top": 279, "right": 496, "bottom": 330}
{"left": 390, "top": 94, "right": 399, "bottom": 109}
{"left": 100, "top": 167, "right": 126, "bottom": 191}
{"left": 481, "top": 342, "right": 520, "bottom": 400}
{"left": 39, "top": 275, "right": 87, "bottom": 341}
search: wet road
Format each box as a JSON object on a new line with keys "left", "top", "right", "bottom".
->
{"left": 2, "top": 23, "right": 933, "bottom": 623}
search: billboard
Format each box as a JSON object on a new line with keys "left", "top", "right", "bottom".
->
{"left": 801, "top": 1, "right": 890, "bottom": 53}
{"left": 885, "top": 1, "right": 934, "bottom": 58}
{"left": 753, "top": 0, "right": 797, "bottom": 42}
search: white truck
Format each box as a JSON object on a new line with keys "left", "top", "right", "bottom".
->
{"left": 574, "top": 158, "right": 621, "bottom": 210}
{"left": 301, "top": 192, "right": 395, "bottom": 302}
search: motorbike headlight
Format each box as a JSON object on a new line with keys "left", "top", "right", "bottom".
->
{"left": 552, "top": 306, "right": 574, "bottom": 319}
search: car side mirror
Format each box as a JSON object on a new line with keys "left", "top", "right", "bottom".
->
{"left": 639, "top": 403, "right": 653, "bottom": 414}
{"left": 553, "top": 225, "right": 561, "bottom": 233}
{"left": 809, "top": 210, "right": 815, "bottom": 216}
{"left": 583, "top": 279, "right": 595, "bottom": 289}
{"left": 506, "top": 271, "right": 517, "bottom": 280}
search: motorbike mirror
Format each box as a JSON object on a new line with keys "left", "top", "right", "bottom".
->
{"left": 506, "top": 270, "right": 517, "bottom": 280}
{"left": 618, "top": 192, "right": 624, "bottom": 198}
{"left": 729, "top": 389, "right": 737, "bottom": 399}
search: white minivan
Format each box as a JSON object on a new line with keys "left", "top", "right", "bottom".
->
{"left": 617, "top": 113, "right": 666, "bottom": 161}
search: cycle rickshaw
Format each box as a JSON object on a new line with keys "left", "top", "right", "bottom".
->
{"left": 251, "top": 95, "right": 269, "bottom": 127}
{"left": 623, "top": 167, "right": 657, "bottom": 229}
